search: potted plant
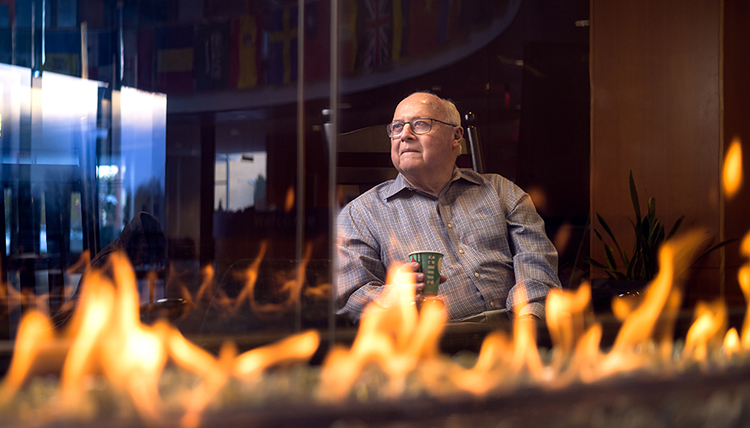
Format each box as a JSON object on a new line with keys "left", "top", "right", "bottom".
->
{"left": 584, "top": 171, "right": 736, "bottom": 311}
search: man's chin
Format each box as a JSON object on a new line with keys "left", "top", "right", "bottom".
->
{"left": 397, "top": 164, "right": 425, "bottom": 176}
{"left": 398, "top": 156, "right": 425, "bottom": 169}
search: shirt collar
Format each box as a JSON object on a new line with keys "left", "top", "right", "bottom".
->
{"left": 383, "top": 167, "right": 481, "bottom": 200}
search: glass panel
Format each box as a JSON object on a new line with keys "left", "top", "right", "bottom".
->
{"left": 0, "top": 0, "right": 592, "bottom": 363}
{"left": 113, "top": 86, "right": 167, "bottom": 239}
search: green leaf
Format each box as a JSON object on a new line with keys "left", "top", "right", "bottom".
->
{"left": 633, "top": 257, "right": 645, "bottom": 281}
{"left": 597, "top": 214, "right": 617, "bottom": 244}
{"left": 597, "top": 213, "right": 625, "bottom": 263}
{"left": 626, "top": 251, "right": 638, "bottom": 279}
{"left": 629, "top": 171, "right": 641, "bottom": 221}
{"left": 612, "top": 270, "right": 628, "bottom": 280}
{"left": 647, "top": 197, "right": 656, "bottom": 218}
{"left": 690, "top": 237, "right": 741, "bottom": 267}
{"left": 647, "top": 220, "right": 663, "bottom": 248}
{"left": 603, "top": 243, "right": 618, "bottom": 271}
{"left": 637, "top": 219, "right": 651, "bottom": 247}
{"left": 654, "top": 224, "right": 665, "bottom": 246}
{"left": 583, "top": 256, "right": 609, "bottom": 269}
{"left": 667, "top": 215, "right": 684, "bottom": 240}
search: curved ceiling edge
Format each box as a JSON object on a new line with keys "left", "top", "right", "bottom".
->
{"left": 168, "top": 0, "right": 522, "bottom": 115}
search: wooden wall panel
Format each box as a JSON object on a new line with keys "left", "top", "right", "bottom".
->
{"left": 722, "top": 0, "right": 750, "bottom": 306}
{"left": 590, "top": 0, "right": 723, "bottom": 303}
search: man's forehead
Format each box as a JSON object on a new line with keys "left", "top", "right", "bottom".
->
{"left": 393, "top": 95, "right": 441, "bottom": 119}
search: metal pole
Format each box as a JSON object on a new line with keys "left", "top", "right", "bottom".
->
{"left": 295, "top": 0, "right": 306, "bottom": 333}
{"left": 328, "top": 0, "right": 340, "bottom": 348}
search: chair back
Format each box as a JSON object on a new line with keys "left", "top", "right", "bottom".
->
{"left": 323, "top": 109, "right": 485, "bottom": 203}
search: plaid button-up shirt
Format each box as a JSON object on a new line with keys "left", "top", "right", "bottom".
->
{"left": 336, "top": 168, "right": 561, "bottom": 322}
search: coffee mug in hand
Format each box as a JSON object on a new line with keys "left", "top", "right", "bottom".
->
{"left": 408, "top": 251, "right": 444, "bottom": 295}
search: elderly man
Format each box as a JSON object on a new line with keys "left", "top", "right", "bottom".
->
{"left": 336, "top": 91, "right": 561, "bottom": 322}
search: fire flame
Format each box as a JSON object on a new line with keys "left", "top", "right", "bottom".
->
{"left": 1, "top": 192, "right": 750, "bottom": 425}
{"left": 319, "top": 263, "right": 447, "bottom": 401}
{"left": 284, "top": 186, "right": 295, "bottom": 212}
{"left": 723, "top": 137, "right": 743, "bottom": 199}
{"left": 0, "top": 251, "right": 320, "bottom": 426}
{"left": 740, "top": 233, "right": 750, "bottom": 348}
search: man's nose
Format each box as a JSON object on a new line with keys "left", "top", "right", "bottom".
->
{"left": 400, "top": 122, "right": 417, "bottom": 138}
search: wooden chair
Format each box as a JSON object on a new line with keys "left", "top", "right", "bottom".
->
{"left": 323, "top": 110, "right": 485, "bottom": 205}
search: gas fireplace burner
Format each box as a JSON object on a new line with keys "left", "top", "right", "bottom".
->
{"left": 207, "top": 367, "right": 750, "bottom": 428}
{"left": 0, "top": 311, "right": 745, "bottom": 428}
{"left": 4, "top": 361, "right": 747, "bottom": 428}
{"left": 1, "top": 229, "right": 748, "bottom": 428}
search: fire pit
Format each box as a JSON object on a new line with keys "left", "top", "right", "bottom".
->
{"left": 0, "top": 224, "right": 748, "bottom": 428}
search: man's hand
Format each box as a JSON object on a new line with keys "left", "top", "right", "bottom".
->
{"left": 400, "top": 261, "right": 448, "bottom": 293}
{"left": 517, "top": 313, "right": 540, "bottom": 321}
{"left": 375, "top": 262, "right": 447, "bottom": 309}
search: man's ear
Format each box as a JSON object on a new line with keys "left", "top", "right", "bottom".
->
{"left": 452, "top": 126, "right": 464, "bottom": 148}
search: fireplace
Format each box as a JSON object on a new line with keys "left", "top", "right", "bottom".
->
{"left": 0, "top": 229, "right": 749, "bottom": 428}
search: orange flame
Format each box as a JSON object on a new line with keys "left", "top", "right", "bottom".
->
{"left": 723, "top": 137, "right": 743, "bottom": 199}
{"left": 193, "top": 264, "right": 216, "bottom": 303}
{"left": 739, "top": 232, "right": 750, "bottom": 348}
{"left": 228, "top": 241, "right": 313, "bottom": 319}
{"left": 234, "top": 330, "right": 320, "bottom": 379}
{"left": 284, "top": 186, "right": 295, "bottom": 212}
{"left": 597, "top": 231, "right": 705, "bottom": 377}
{"left": 449, "top": 329, "right": 513, "bottom": 395}
{"left": 546, "top": 284, "right": 591, "bottom": 360}
{"left": 682, "top": 301, "right": 727, "bottom": 368}
{"left": 65, "top": 250, "right": 91, "bottom": 275}
{"left": 0, "top": 250, "right": 321, "bottom": 426}
{"left": 319, "top": 263, "right": 447, "bottom": 401}
{"left": 723, "top": 327, "right": 741, "bottom": 360}
{"left": 4, "top": 226, "right": 750, "bottom": 422}
{"left": 0, "top": 311, "right": 57, "bottom": 407}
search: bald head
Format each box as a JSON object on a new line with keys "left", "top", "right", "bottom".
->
{"left": 397, "top": 92, "right": 461, "bottom": 126}
{"left": 389, "top": 92, "right": 464, "bottom": 196}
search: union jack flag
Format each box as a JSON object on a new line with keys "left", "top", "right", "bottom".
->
{"left": 362, "top": 0, "right": 391, "bottom": 68}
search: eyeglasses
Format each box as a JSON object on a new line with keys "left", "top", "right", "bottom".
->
{"left": 386, "top": 118, "right": 457, "bottom": 138}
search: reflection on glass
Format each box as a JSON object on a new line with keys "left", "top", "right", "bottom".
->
{"left": 0, "top": 63, "right": 167, "bottom": 338}
{"left": 214, "top": 152, "right": 267, "bottom": 212}
{"left": 102, "top": 87, "right": 166, "bottom": 248}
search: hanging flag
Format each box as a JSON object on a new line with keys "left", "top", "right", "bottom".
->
{"left": 360, "top": 0, "right": 392, "bottom": 69}
{"left": 391, "top": 0, "right": 403, "bottom": 62}
{"left": 231, "top": 15, "right": 261, "bottom": 89}
{"left": 45, "top": 30, "right": 80, "bottom": 76}
{"left": 339, "top": 0, "right": 358, "bottom": 75}
{"left": 195, "top": 21, "right": 231, "bottom": 91}
{"left": 266, "top": 4, "right": 298, "bottom": 85}
{"left": 155, "top": 24, "right": 195, "bottom": 94}
{"left": 437, "top": 0, "right": 461, "bottom": 44}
